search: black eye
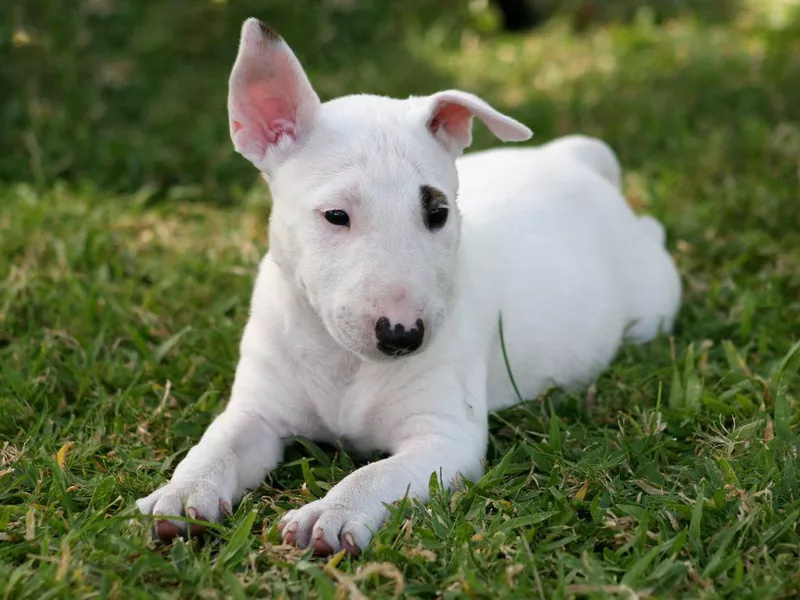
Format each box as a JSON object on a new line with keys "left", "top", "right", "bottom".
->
{"left": 425, "top": 205, "right": 449, "bottom": 230}
{"left": 420, "top": 185, "right": 449, "bottom": 231}
{"left": 324, "top": 209, "right": 350, "bottom": 227}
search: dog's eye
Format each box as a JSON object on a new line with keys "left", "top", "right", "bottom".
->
{"left": 425, "top": 205, "right": 449, "bottom": 230}
{"left": 420, "top": 185, "right": 449, "bottom": 231}
{"left": 324, "top": 210, "right": 350, "bottom": 227}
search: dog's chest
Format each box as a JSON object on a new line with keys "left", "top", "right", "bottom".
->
{"left": 291, "top": 356, "right": 397, "bottom": 452}
{"left": 285, "top": 340, "right": 359, "bottom": 436}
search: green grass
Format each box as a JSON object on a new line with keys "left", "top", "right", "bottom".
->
{"left": 2, "top": 0, "right": 800, "bottom": 598}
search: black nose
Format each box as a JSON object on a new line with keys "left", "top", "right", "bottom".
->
{"left": 375, "top": 317, "right": 425, "bottom": 356}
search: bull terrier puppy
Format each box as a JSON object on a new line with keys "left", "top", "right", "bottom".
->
{"left": 136, "top": 18, "right": 681, "bottom": 556}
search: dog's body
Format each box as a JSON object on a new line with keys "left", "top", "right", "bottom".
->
{"left": 137, "top": 19, "right": 681, "bottom": 555}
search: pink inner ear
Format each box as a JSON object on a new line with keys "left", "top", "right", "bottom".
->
{"left": 428, "top": 102, "right": 473, "bottom": 145}
{"left": 430, "top": 103, "right": 472, "bottom": 131}
{"left": 242, "top": 80, "right": 300, "bottom": 145}
{"left": 228, "top": 26, "right": 320, "bottom": 165}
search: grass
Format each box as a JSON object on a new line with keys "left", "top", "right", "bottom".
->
{"left": 2, "top": 0, "right": 800, "bottom": 597}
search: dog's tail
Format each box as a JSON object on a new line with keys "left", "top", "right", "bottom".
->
{"left": 552, "top": 134, "right": 622, "bottom": 189}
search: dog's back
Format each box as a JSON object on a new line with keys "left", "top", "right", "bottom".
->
{"left": 452, "top": 135, "right": 681, "bottom": 408}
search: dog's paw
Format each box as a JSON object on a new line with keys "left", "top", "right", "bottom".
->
{"left": 136, "top": 479, "right": 233, "bottom": 542}
{"left": 278, "top": 500, "right": 374, "bottom": 556}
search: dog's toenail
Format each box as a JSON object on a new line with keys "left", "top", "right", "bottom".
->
{"left": 155, "top": 520, "right": 181, "bottom": 542}
{"left": 282, "top": 522, "right": 298, "bottom": 543}
{"left": 187, "top": 507, "right": 198, "bottom": 520}
{"left": 312, "top": 536, "right": 334, "bottom": 556}
{"left": 341, "top": 531, "right": 360, "bottom": 555}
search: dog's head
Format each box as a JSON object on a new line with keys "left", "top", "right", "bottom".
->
{"left": 228, "top": 19, "right": 531, "bottom": 361}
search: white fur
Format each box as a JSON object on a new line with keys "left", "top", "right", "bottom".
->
{"left": 136, "top": 19, "right": 681, "bottom": 554}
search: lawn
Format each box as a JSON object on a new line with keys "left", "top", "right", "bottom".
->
{"left": 2, "top": 0, "right": 800, "bottom": 598}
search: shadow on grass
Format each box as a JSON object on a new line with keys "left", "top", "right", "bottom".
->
{"left": 557, "top": 0, "right": 742, "bottom": 29}
{"left": 4, "top": 0, "right": 797, "bottom": 214}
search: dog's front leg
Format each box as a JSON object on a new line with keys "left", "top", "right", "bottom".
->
{"left": 279, "top": 419, "right": 486, "bottom": 556}
{"left": 136, "top": 356, "right": 291, "bottom": 541}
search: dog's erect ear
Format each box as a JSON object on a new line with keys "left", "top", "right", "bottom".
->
{"left": 228, "top": 19, "right": 320, "bottom": 171}
{"left": 425, "top": 90, "right": 532, "bottom": 156}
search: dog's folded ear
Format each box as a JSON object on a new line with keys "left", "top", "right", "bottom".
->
{"left": 425, "top": 90, "right": 532, "bottom": 156}
{"left": 228, "top": 19, "right": 320, "bottom": 172}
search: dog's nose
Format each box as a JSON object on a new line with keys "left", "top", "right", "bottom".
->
{"left": 375, "top": 317, "right": 424, "bottom": 356}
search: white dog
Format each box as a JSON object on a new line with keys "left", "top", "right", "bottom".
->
{"left": 136, "top": 18, "right": 681, "bottom": 556}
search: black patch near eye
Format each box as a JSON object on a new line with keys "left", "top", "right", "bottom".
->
{"left": 420, "top": 185, "right": 449, "bottom": 231}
